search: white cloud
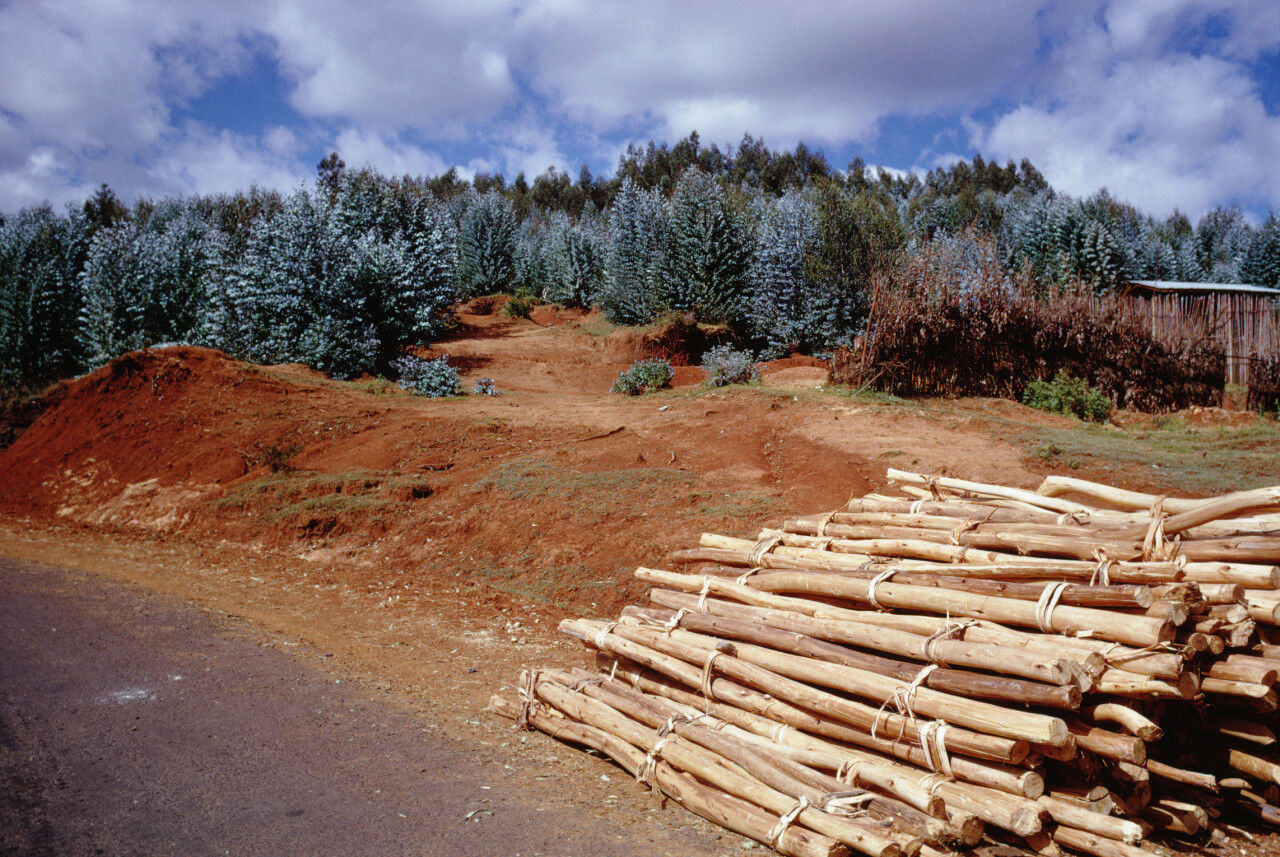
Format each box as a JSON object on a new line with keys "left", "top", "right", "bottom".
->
{"left": 266, "top": 0, "right": 519, "bottom": 131}
{"left": 0, "top": 0, "right": 1277, "bottom": 218}
{"left": 979, "top": 4, "right": 1280, "bottom": 217}
{"left": 152, "top": 124, "right": 309, "bottom": 197}
{"left": 516, "top": 0, "right": 1043, "bottom": 147}
{"left": 330, "top": 129, "right": 453, "bottom": 178}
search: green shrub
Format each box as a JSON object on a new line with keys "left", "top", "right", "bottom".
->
{"left": 1023, "top": 370, "right": 1113, "bottom": 422}
{"left": 502, "top": 290, "right": 534, "bottom": 319}
{"left": 395, "top": 355, "right": 462, "bottom": 398}
{"left": 611, "top": 359, "right": 673, "bottom": 396}
{"left": 701, "top": 345, "right": 759, "bottom": 386}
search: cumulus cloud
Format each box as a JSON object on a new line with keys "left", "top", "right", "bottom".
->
{"left": 266, "top": 0, "right": 519, "bottom": 132}
{"left": 0, "top": 0, "right": 1278, "bottom": 217}
{"left": 979, "top": 0, "right": 1280, "bottom": 217}
{"left": 152, "top": 124, "right": 309, "bottom": 197}
{"left": 330, "top": 129, "right": 454, "bottom": 178}
{"left": 516, "top": 0, "right": 1042, "bottom": 146}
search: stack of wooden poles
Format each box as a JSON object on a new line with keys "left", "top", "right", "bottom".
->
{"left": 489, "top": 470, "right": 1280, "bottom": 857}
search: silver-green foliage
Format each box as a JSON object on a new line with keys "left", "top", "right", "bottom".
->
{"left": 700, "top": 345, "right": 758, "bottom": 386}
{"left": 79, "top": 201, "right": 225, "bottom": 367}
{"left": 0, "top": 205, "right": 87, "bottom": 386}
{"left": 542, "top": 212, "right": 606, "bottom": 307}
{"left": 208, "top": 179, "right": 455, "bottom": 379}
{"left": 455, "top": 190, "right": 517, "bottom": 297}
{"left": 610, "top": 359, "right": 673, "bottom": 395}
{"left": 657, "top": 169, "right": 752, "bottom": 323}
{"left": 395, "top": 354, "right": 461, "bottom": 397}
{"left": 745, "top": 191, "right": 831, "bottom": 355}
{"left": 601, "top": 177, "right": 666, "bottom": 324}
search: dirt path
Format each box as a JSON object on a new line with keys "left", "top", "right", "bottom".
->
{"left": 0, "top": 556, "right": 725, "bottom": 857}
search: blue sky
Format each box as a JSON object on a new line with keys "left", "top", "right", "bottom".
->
{"left": 2, "top": 0, "right": 1278, "bottom": 220}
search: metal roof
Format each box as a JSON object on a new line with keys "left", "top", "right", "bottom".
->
{"left": 1128, "top": 279, "right": 1280, "bottom": 296}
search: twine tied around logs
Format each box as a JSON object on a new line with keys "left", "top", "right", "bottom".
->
{"left": 700, "top": 650, "right": 728, "bottom": 707}
{"left": 767, "top": 796, "right": 811, "bottom": 849}
{"left": 871, "top": 663, "right": 937, "bottom": 740}
{"left": 516, "top": 669, "right": 541, "bottom": 730}
{"left": 921, "top": 618, "right": 977, "bottom": 666}
{"left": 836, "top": 759, "right": 863, "bottom": 787}
{"left": 816, "top": 510, "right": 838, "bottom": 538}
{"left": 1099, "top": 639, "right": 1180, "bottom": 666}
{"left": 925, "top": 475, "right": 943, "bottom": 500}
{"left": 918, "top": 772, "right": 953, "bottom": 796}
{"left": 1036, "top": 581, "right": 1070, "bottom": 633}
{"left": 747, "top": 534, "right": 784, "bottom": 566}
{"left": 817, "top": 790, "right": 875, "bottom": 817}
{"left": 1142, "top": 496, "right": 1181, "bottom": 562}
{"left": 637, "top": 734, "right": 676, "bottom": 788}
{"left": 909, "top": 499, "right": 926, "bottom": 515}
{"left": 663, "top": 608, "right": 689, "bottom": 635}
{"left": 949, "top": 508, "right": 994, "bottom": 545}
{"left": 867, "top": 569, "right": 897, "bottom": 610}
{"left": 918, "top": 719, "right": 953, "bottom": 776}
{"left": 593, "top": 622, "right": 618, "bottom": 650}
{"left": 1091, "top": 549, "right": 1114, "bottom": 586}
{"left": 697, "top": 579, "right": 713, "bottom": 612}
{"left": 734, "top": 568, "right": 762, "bottom": 587}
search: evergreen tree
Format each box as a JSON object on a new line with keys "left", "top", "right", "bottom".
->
{"left": 0, "top": 205, "right": 87, "bottom": 386}
{"left": 656, "top": 168, "right": 752, "bottom": 323}
{"left": 543, "top": 212, "right": 605, "bottom": 307}
{"left": 600, "top": 177, "right": 666, "bottom": 324}
{"left": 745, "top": 191, "right": 824, "bottom": 355}
{"left": 1241, "top": 216, "right": 1280, "bottom": 288}
{"left": 209, "top": 186, "right": 341, "bottom": 367}
{"left": 80, "top": 201, "right": 227, "bottom": 368}
{"left": 804, "top": 179, "right": 904, "bottom": 334}
{"left": 455, "top": 190, "right": 518, "bottom": 296}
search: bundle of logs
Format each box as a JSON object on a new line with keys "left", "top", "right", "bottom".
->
{"left": 489, "top": 470, "right": 1280, "bottom": 857}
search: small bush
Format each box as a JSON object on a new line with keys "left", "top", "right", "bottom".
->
{"left": 1023, "top": 370, "right": 1113, "bottom": 422}
{"left": 701, "top": 345, "right": 759, "bottom": 386}
{"left": 502, "top": 291, "right": 534, "bottom": 319}
{"left": 611, "top": 359, "right": 673, "bottom": 396}
{"left": 395, "top": 355, "right": 461, "bottom": 398}
{"left": 472, "top": 377, "right": 500, "bottom": 396}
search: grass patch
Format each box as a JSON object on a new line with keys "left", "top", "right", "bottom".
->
{"left": 451, "top": 552, "right": 633, "bottom": 613}
{"left": 688, "top": 489, "right": 782, "bottom": 519}
{"left": 1022, "top": 420, "right": 1280, "bottom": 495}
{"left": 573, "top": 315, "right": 616, "bottom": 337}
{"left": 474, "top": 457, "right": 696, "bottom": 519}
{"left": 210, "top": 468, "right": 433, "bottom": 518}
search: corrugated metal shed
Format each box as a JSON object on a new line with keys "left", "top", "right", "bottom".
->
{"left": 1127, "top": 280, "right": 1280, "bottom": 297}
{"left": 1122, "top": 281, "right": 1280, "bottom": 385}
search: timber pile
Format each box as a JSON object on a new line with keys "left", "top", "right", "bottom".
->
{"left": 488, "top": 470, "right": 1280, "bottom": 857}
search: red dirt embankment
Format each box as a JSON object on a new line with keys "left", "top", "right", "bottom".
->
{"left": 0, "top": 312, "right": 1059, "bottom": 621}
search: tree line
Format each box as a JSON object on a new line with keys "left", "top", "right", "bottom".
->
{"left": 3, "top": 132, "right": 1278, "bottom": 391}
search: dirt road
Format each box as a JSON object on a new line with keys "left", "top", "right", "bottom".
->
{"left": 0, "top": 556, "right": 719, "bottom": 857}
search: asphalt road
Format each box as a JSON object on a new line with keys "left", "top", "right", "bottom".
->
{"left": 0, "top": 556, "right": 701, "bottom": 857}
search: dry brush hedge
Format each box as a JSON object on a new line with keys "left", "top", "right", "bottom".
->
{"left": 830, "top": 247, "right": 1224, "bottom": 412}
